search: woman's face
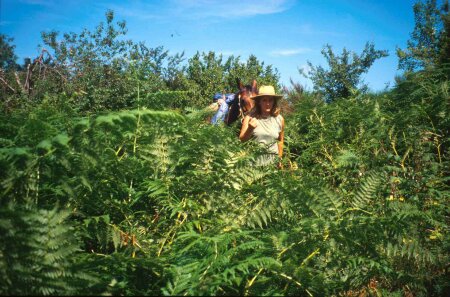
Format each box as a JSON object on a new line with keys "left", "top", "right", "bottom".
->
{"left": 258, "top": 96, "right": 274, "bottom": 116}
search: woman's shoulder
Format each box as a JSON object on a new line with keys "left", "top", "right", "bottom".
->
{"left": 274, "top": 114, "right": 284, "bottom": 125}
{"left": 275, "top": 114, "right": 284, "bottom": 120}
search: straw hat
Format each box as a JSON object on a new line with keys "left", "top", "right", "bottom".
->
{"left": 251, "top": 85, "right": 283, "bottom": 100}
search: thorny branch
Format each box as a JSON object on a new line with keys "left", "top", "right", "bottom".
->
{"left": 1, "top": 48, "right": 68, "bottom": 95}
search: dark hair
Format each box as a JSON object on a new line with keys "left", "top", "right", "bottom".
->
{"left": 250, "top": 96, "right": 281, "bottom": 117}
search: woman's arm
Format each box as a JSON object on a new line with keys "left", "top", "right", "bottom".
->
{"left": 239, "top": 115, "right": 257, "bottom": 142}
{"left": 277, "top": 116, "right": 285, "bottom": 158}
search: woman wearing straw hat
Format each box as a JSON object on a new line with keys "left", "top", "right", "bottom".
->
{"left": 239, "top": 85, "right": 285, "bottom": 167}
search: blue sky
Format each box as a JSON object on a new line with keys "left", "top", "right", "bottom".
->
{"left": 1, "top": 0, "right": 420, "bottom": 91}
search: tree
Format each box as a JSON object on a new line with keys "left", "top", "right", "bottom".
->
{"left": 163, "top": 52, "right": 188, "bottom": 90}
{"left": 0, "top": 35, "right": 19, "bottom": 100}
{"left": 39, "top": 10, "right": 178, "bottom": 111}
{"left": 0, "top": 34, "right": 18, "bottom": 71}
{"left": 185, "top": 52, "right": 281, "bottom": 107}
{"left": 225, "top": 54, "right": 280, "bottom": 93}
{"left": 302, "top": 42, "right": 388, "bottom": 102}
{"left": 397, "top": 0, "right": 450, "bottom": 72}
{"left": 246, "top": 54, "right": 280, "bottom": 88}
{"left": 185, "top": 51, "right": 227, "bottom": 106}
{"left": 438, "top": 1, "right": 450, "bottom": 67}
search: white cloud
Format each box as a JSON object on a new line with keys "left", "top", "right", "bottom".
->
{"left": 94, "top": 0, "right": 292, "bottom": 22}
{"left": 270, "top": 48, "right": 312, "bottom": 57}
{"left": 171, "top": 0, "right": 293, "bottom": 19}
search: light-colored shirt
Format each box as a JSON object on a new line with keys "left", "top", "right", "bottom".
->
{"left": 252, "top": 114, "right": 283, "bottom": 154}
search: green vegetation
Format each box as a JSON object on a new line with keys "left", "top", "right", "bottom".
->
{"left": 301, "top": 42, "right": 388, "bottom": 102}
{"left": 0, "top": 1, "right": 449, "bottom": 296}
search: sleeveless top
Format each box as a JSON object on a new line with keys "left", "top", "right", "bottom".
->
{"left": 252, "top": 114, "right": 283, "bottom": 155}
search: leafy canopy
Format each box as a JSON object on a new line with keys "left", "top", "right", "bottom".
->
{"left": 302, "top": 42, "right": 388, "bottom": 102}
{"left": 397, "top": 0, "right": 450, "bottom": 72}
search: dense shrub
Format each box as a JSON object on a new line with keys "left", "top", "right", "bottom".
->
{"left": 0, "top": 2, "right": 448, "bottom": 295}
{"left": 0, "top": 65, "right": 448, "bottom": 295}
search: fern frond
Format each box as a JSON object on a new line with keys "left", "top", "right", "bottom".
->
{"left": 336, "top": 149, "right": 360, "bottom": 168}
{"left": 0, "top": 204, "right": 99, "bottom": 295}
{"left": 351, "top": 172, "right": 383, "bottom": 209}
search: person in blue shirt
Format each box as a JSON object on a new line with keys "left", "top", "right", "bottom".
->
{"left": 210, "top": 92, "right": 236, "bottom": 124}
